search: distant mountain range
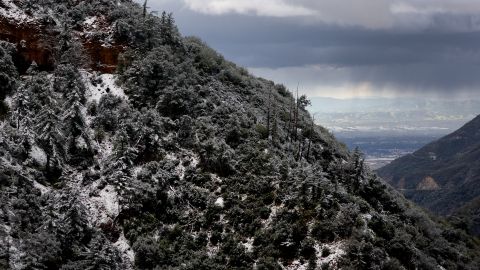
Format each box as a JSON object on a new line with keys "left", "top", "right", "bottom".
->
{"left": 311, "top": 97, "right": 480, "bottom": 137}
{"left": 377, "top": 115, "right": 480, "bottom": 233}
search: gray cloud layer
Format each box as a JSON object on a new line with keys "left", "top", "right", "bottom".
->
{"left": 143, "top": 0, "right": 480, "bottom": 97}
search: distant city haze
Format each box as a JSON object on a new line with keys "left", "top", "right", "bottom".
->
{"left": 309, "top": 96, "right": 480, "bottom": 168}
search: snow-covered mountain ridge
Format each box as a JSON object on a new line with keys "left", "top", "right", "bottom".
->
{"left": 1, "top": 1, "right": 480, "bottom": 269}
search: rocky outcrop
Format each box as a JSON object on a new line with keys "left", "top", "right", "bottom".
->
{"left": 416, "top": 176, "right": 441, "bottom": 191}
{"left": 0, "top": 15, "right": 123, "bottom": 73}
{"left": 0, "top": 17, "right": 53, "bottom": 73}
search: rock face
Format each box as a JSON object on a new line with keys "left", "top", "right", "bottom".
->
{"left": 83, "top": 39, "right": 124, "bottom": 73}
{"left": 416, "top": 176, "right": 441, "bottom": 191}
{"left": 0, "top": 17, "right": 53, "bottom": 73}
{"left": 0, "top": 11, "right": 123, "bottom": 73}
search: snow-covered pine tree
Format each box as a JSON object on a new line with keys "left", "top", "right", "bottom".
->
{"left": 11, "top": 63, "right": 43, "bottom": 132}
{"left": 55, "top": 63, "right": 93, "bottom": 164}
{"left": 34, "top": 93, "right": 65, "bottom": 179}
{"left": 0, "top": 41, "right": 18, "bottom": 116}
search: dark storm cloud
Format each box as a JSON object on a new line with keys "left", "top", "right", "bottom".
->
{"left": 142, "top": 0, "right": 480, "bottom": 96}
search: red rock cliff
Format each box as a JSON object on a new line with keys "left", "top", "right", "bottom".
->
{"left": 0, "top": 15, "right": 124, "bottom": 74}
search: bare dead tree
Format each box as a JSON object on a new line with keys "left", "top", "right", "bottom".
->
{"left": 288, "top": 94, "right": 294, "bottom": 142}
{"left": 266, "top": 87, "right": 272, "bottom": 138}
{"left": 294, "top": 83, "right": 299, "bottom": 141}
{"left": 143, "top": 0, "right": 148, "bottom": 18}
{"left": 272, "top": 103, "right": 278, "bottom": 143}
{"left": 306, "top": 114, "right": 315, "bottom": 160}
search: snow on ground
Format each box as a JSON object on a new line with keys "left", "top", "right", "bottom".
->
{"left": 84, "top": 16, "right": 97, "bottom": 27}
{"left": 167, "top": 185, "right": 179, "bottom": 199}
{"left": 114, "top": 232, "right": 135, "bottom": 267}
{"left": 33, "top": 180, "right": 50, "bottom": 195}
{"left": 102, "top": 74, "right": 127, "bottom": 98}
{"left": 0, "top": 0, "right": 34, "bottom": 24}
{"left": 95, "top": 137, "right": 114, "bottom": 168}
{"left": 285, "top": 260, "right": 308, "bottom": 270}
{"left": 165, "top": 152, "right": 201, "bottom": 180}
{"left": 8, "top": 244, "right": 25, "bottom": 270}
{"left": 2, "top": 224, "right": 25, "bottom": 270}
{"left": 29, "top": 145, "right": 47, "bottom": 167}
{"left": 360, "top": 213, "right": 375, "bottom": 236}
{"left": 315, "top": 241, "right": 345, "bottom": 268}
{"left": 88, "top": 184, "right": 120, "bottom": 226}
{"left": 70, "top": 173, "right": 135, "bottom": 267}
{"left": 242, "top": 237, "right": 254, "bottom": 253}
{"left": 4, "top": 96, "right": 12, "bottom": 107}
{"left": 99, "top": 185, "right": 120, "bottom": 217}
{"left": 262, "top": 203, "right": 284, "bottom": 228}
{"left": 206, "top": 231, "right": 220, "bottom": 257}
{"left": 132, "top": 166, "right": 143, "bottom": 178}
{"left": 211, "top": 173, "right": 222, "bottom": 183}
{"left": 81, "top": 71, "right": 127, "bottom": 103}
{"left": 214, "top": 197, "right": 224, "bottom": 208}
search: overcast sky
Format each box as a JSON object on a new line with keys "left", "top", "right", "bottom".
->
{"left": 140, "top": 0, "right": 480, "bottom": 99}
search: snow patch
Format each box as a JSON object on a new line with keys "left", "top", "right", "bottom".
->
{"left": 286, "top": 260, "right": 308, "bottom": 270}
{"left": 82, "top": 71, "right": 127, "bottom": 103}
{"left": 191, "top": 155, "right": 200, "bottom": 168}
{"left": 96, "top": 138, "right": 114, "bottom": 165}
{"left": 102, "top": 74, "right": 127, "bottom": 98}
{"left": 362, "top": 213, "right": 372, "bottom": 221}
{"left": 242, "top": 237, "right": 254, "bottom": 253}
{"left": 84, "top": 184, "right": 120, "bottom": 226}
{"left": 29, "top": 145, "right": 47, "bottom": 167}
{"left": 315, "top": 241, "right": 345, "bottom": 268}
{"left": 114, "top": 232, "right": 135, "bottom": 266}
{"left": 165, "top": 152, "right": 200, "bottom": 180}
{"left": 98, "top": 185, "right": 120, "bottom": 218}
{"left": 4, "top": 96, "right": 13, "bottom": 107}
{"left": 262, "top": 203, "right": 283, "bottom": 227}
{"left": 33, "top": 180, "right": 50, "bottom": 195}
{"left": 214, "top": 197, "right": 224, "bottom": 208}
{"left": 0, "top": 0, "right": 34, "bottom": 24}
{"left": 84, "top": 16, "right": 97, "bottom": 27}
{"left": 211, "top": 173, "right": 222, "bottom": 183}
{"left": 206, "top": 231, "right": 220, "bottom": 257}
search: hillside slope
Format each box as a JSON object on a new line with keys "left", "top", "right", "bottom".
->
{"left": 377, "top": 115, "right": 480, "bottom": 230}
{"left": 1, "top": 1, "right": 480, "bottom": 269}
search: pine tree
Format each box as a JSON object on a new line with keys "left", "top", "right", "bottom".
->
{"left": 306, "top": 115, "right": 314, "bottom": 160}
{"left": 351, "top": 147, "right": 365, "bottom": 192}
{"left": 266, "top": 87, "right": 272, "bottom": 139}
{"left": 0, "top": 42, "right": 18, "bottom": 97}
{"left": 12, "top": 83, "right": 33, "bottom": 131}
{"left": 0, "top": 42, "right": 18, "bottom": 116}
{"left": 106, "top": 124, "right": 137, "bottom": 187}
{"left": 35, "top": 94, "right": 65, "bottom": 178}
{"left": 53, "top": 63, "right": 86, "bottom": 102}
{"left": 63, "top": 90, "right": 93, "bottom": 162}
{"left": 55, "top": 25, "right": 88, "bottom": 68}
{"left": 159, "top": 12, "right": 179, "bottom": 46}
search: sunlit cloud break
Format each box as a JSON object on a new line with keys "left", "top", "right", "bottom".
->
{"left": 183, "top": 0, "right": 316, "bottom": 17}
{"left": 145, "top": 0, "right": 480, "bottom": 98}
{"left": 178, "top": 0, "right": 480, "bottom": 29}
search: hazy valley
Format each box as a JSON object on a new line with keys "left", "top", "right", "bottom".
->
{"left": 311, "top": 97, "right": 480, "bottom": 169}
